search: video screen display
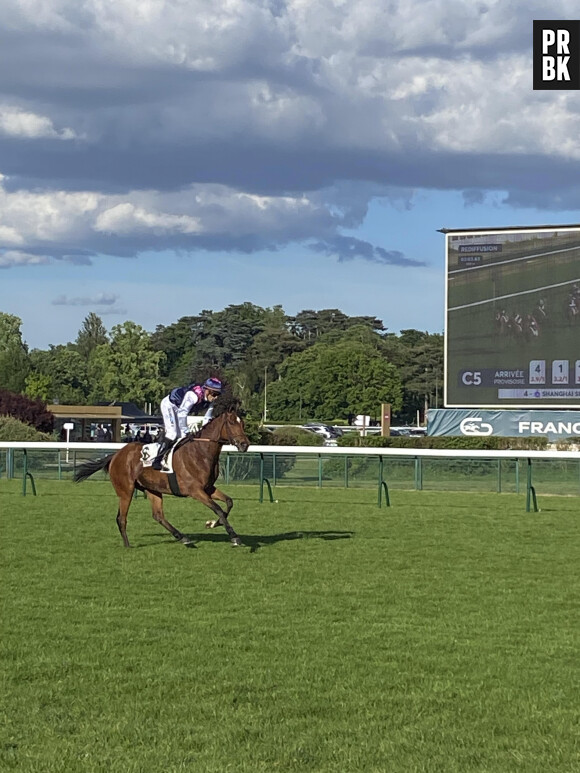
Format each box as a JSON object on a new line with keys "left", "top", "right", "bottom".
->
{"left": 445, "top": 226, "right": 580, "bottom": 408}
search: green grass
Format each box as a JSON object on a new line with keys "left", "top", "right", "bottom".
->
{"left": 1, "top": 482, "right": 579, "bottom": 772}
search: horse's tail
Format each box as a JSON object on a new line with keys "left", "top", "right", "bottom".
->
{"left": 73, "top": 454, "right": 116, "bottom": 483}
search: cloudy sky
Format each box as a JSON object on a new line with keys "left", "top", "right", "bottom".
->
{"left": 1, "top": 0, "right": 579, "bottom": 349}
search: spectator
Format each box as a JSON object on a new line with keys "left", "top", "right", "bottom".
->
{"left": 95, "top": 424, "right": 106, "bottom": 442}
{"left": 104, "top": 426, "right": 112, "bottom": 441}
{"left": 142, "top": 428, "right": 153, "bottom": 443}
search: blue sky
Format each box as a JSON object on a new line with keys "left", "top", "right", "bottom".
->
{"left": 0, "top": 1, "right": 579, "bottom": 350}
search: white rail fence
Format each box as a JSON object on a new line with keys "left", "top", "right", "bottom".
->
{"left": 1, "top": 442, "right": 579, "bottom": 512}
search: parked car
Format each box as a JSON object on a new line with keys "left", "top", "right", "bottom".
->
{"left": 301, "top": 423, "right": 343, "bottom": 440}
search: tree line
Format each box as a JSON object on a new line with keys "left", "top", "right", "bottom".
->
{"left": 0, "top": 305, "right": 443, "bottom": 424}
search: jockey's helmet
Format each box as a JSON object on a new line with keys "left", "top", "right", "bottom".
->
{"left": 203, "top": 377, "right": 222, "bottom": 395}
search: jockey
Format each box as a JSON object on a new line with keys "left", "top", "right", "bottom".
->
{"left": 151, "top": 377, "right": 223, "bottom": 470}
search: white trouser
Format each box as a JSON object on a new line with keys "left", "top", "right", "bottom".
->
{"left": 160, "top": 395, "right": 185, "bottom": 441}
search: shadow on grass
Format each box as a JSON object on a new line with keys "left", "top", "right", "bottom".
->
{"left": 138, "top": 529, "right": 355, "bottom": 552}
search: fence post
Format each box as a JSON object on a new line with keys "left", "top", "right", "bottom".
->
{"left": 497, "top": 459, "right": 502, "bottom": 493}
{"left": 414, "top": 456, "right": 423, "bottom": 491}
{"left": 226, "top": 453, "right": 230, "bottom": 484}
{"left": 515, "top": 459, "right": 520, "bottom": 494}
{"left": 318, "top": 454, "right": 322, "bottom": 488}
{"left": 259, "top": 453, "right": 273, "bottom": 504}
{"left": 526, "top": 458, "right": 538, "bottom": 512}
{"left": 21, "top": 450, "right": 37, "bottom": 497}
{"left": 377, "top": 455, "right": 390, "bottom": 508}
{"left": 344, "top": 455, "right": 349, "bottom": 488}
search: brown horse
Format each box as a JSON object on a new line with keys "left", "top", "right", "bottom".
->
{"left": 74, "top": 397, "right": 250, "bottom": 548}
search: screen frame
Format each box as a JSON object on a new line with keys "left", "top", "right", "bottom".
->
{"left": 444, "top": 224, "right": 580, "bottom": 409}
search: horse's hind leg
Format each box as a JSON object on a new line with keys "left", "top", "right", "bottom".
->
{"left": 116, "top": 493, "right": 133, "bottom": 548}
{"left": 146, "top": 491, "right": 185, "bottom": 542}
{"left": 205, "top": 486, "right": 233, "bottom": 529}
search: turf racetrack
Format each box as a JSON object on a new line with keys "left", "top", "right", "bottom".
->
{"left": 1, "top": 482, "right": 579, "bottom": 772}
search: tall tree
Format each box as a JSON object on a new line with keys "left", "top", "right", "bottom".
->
{"left": 29, "top": 345, "right": 90, "bottom": 404}
{"left": 398, "top": 332, "right": 444, "bottom": 420}
{"left": 89, "top": 321, "right": 166, "bottom": 406}
{"left": 151, "top": 316, "right": 198, "bottom": 384}
{"left": 75, "top": 313, "right": 108, "bottom": 359}
{"left": 266, "top": 339, "right": 403, "bottom": 422}
{"left": 0, "top": 313, "right": 31, "bottom": 392}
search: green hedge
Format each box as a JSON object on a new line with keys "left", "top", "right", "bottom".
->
{"left": 270, "top": 426, "right": 324, "bottom": 446}
{"left": 337, "top": 435, "right": 549, "bottom": 451}
{"left": 0, "top": 415, "right": 53, "bottom": 442}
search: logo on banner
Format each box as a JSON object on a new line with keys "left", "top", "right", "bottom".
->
{"left": 460, "top": 417, "right": 493, "bottom": 436}
{"left": 533, "top": 20, "right": 580, "bottom": 90}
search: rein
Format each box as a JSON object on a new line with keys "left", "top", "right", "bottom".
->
{"left": 184, "top": 414, "right": 236, "bottom": 447}
{"left": 187, "top": 437, "right": 227, "bottom": 444}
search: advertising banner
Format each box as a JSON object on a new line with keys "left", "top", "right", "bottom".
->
{"left": 427, "top": 409, "right": 580, "bottom": 442}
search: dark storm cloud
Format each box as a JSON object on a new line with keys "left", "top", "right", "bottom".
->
{"left": 311, "top": 236, "right": 426, "bottom": 266}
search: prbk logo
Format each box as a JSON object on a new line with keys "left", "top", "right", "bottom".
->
{"left": 533, "top": 21, "right": 580, "bottom": 90}
{"left": 460, "top": 417, "right": 493, "bottom": 436}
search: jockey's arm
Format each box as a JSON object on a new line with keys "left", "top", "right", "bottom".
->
{"left": 201, "top": 405, "right": 214, "bottom": 426}
{"left": 176, "top": 391, "right": 201, "bottom": 434}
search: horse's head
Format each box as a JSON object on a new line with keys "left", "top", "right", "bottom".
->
{"left": 220, "top": 410, "right": 250, "bottom": 452}
{"left": 208, "top": 395, "right": 250, "bottom": 452}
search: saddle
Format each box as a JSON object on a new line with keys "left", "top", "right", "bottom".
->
{"left": 140, "top": 442, "right": 176, "bottom": 473}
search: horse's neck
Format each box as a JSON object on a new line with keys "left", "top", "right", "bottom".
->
{"left": 198, "top": 416, "right": 226, "bottom": 444}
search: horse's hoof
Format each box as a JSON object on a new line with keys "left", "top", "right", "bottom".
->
{"left": 231, "top": 538, "right": 244, "bottom": 547}
{"left": 180, "top": 535, "right": 194, "bottom": 545}
{"left": 205, "top": 520, "right": 218, "bottom": 529}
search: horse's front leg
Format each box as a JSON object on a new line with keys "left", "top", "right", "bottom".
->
{"left": 193, "top": 488, "right": 242, "bottom": 546}
{"left": 205, "top": 485, "right": 233, "bottom": 529}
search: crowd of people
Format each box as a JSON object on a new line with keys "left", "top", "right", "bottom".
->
{"left": 120, "top": 425, "right": 162, "bottom": 444}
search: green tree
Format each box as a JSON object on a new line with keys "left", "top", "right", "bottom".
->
{"left": 29, "top": 345, "right": 90, "bottom": 404}
{"left": 24, "top": 372, "right": 53, "bottom": 402}
{"left": 266, "top": 339, "right": 402, "bottom": 422}
{"left": 0, "top": 313, "right": 31, "bottom": 392}
{"left": 89, "top": 321, "right": 166, "bottom": 406}
{"left": 75, "top": 313, "right": 108, "bottom": 359}
{"left": 398, "top": 332, "right": 444, "bottom": 421}
{"left": 151, "top": 316, "right": 198, "bottom": 385}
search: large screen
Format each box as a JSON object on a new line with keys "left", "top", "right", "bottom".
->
{"left": 445, "top": 225, "right": 580, "bottom": 408}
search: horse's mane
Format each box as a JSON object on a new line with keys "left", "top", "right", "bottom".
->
{"left": 211, "top": 393, "right": 242, "bottom": 419}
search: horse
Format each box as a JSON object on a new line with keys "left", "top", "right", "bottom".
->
{"left": 74, "top": 396, "right": 250, "bottom": 548}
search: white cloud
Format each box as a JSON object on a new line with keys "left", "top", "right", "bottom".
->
{"left": 0, "top": 105, "right": 78, "bottom": 140}
{"left": 0, "top": 249, "right": 51, "bottom": 267}
{"left": 95, "top": 203, "right": 203, "bottom": 235}
{"left": 0, "top": 175, "right": 338, "bottom": 260}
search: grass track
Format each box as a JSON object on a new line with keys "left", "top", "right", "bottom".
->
{"left": 1, "top": 483, "right": 579, "bottom": 772}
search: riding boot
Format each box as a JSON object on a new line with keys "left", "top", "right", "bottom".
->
{"left": 152, "top": 438, "right": 175, "bottom": 470}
